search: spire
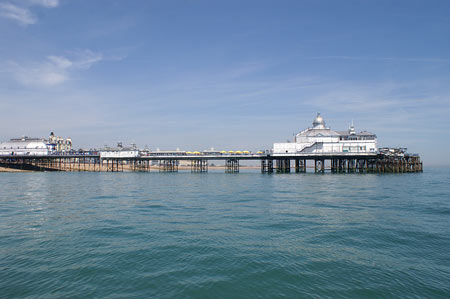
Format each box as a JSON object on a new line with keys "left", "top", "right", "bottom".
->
{"left": 349, "top": 119, "right": 355, "bottom": 135}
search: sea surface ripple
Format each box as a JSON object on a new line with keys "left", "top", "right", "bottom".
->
{"left": 1, "top": 169, "right": 449, "bottom": 298}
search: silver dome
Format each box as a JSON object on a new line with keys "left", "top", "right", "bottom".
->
{"left": 312, "top": 113, "right": 325, "bottom": 129}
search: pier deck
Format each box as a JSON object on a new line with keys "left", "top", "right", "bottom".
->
{"left": 0, "top": 152, "right": 422, "bottom": 173}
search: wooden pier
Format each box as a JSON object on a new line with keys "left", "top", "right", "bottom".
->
{"left": 0, "top": 152, "right": 423, "bottom": 174}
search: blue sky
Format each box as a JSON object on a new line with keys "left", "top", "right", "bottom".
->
{"left": 1, "top": 0, "right": 449, "bottom": 165}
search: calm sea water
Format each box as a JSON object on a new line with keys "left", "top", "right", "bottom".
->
{"left": 1, "top": 169, "right": 449, "bottom": 298}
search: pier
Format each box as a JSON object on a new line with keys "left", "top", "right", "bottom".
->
{"left": 0, "top": 114, "right": 424, "bottom": 174}
{"left": 0, "top": 152, "right": 423, "bottom": 173}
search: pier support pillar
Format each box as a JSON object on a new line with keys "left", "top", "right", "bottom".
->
{"left": 284, "top": 159, "right": 290, "bottom": 173}
{"left": 348, "top": 159, "right": 356, "bottom": 172}
{"left": 225, "top": 159, "right": 239, "bottom": 173}
{"left": 191, "top": 160, "right": 208, "bottom": 173}
{"left": 159, "top": 159, "right": 178, "bottom": 172}
{"left": 276, "top": 159, "right": 290, "bottom": 173}
{"left": 315, "top": 159, "right": 324, "bottom": 173}
{"left": 261, "top": 159, "right": 268, "bottom": 173}
{"left": 261, "top": 159, "right": 274, "bottom": 173}
{"left": 331, "top": 159, "right": 338, "bottom": 173}
{"left": 338, "top": 159, "right": 344, "bottom": 172}
{"left": 294, "top": 159, "right": 306, "bottom": 173}
{"left": 268, "top": 159, "right": 274, "bottom": 173}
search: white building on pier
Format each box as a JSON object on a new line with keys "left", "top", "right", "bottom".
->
{"left": 48, "top": 132, "right": 72, "bottom": 153}
{"left": 0, "top": 132, "right": 73, "bottom": 156}
{"left": 99, "top": 142, "right": 140, "bottom": 158}
{"left": 273, "top": 113, "right": 377, "bottom": 155}
{"left": 0, "top": 137, "right": 49, "bottom": 156}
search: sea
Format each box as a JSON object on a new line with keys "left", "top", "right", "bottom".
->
{"left": 1, "top": 169, "right": 449, "bottom": 298}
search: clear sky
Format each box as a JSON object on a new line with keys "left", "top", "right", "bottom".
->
{"left": 1, "top": 0, "right": 449, "bottom": 165}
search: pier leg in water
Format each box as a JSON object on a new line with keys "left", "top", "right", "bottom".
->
{"left": 315, "top": 159, "right": 325, "bottom": 173}
{"left": 284, "top": 159, "right": 291, "bottom": 173}
{"left": 302, "top": 159, "right": 307, "bottom": 172}
{"left": 261, "top": 159, "right": 267, "bottom": 173}
{"left": 331, "top": 159, "right": 337, "bottom": 173}
{"left": 191, "top": 160, "right": 208, "bottom": 173}
{"left": 276, "top": 159, "right": 291, "bottom": 173}
{"left": 225, "top": 159, "right": 239, "bottom": 173}
{"left": 159, "top": 159, "right": 178, "bottom": 172}
{"left": 268, "top": 159, "right": 274, "bottom": 173}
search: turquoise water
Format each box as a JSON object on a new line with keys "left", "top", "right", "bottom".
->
{"left": 1, "top": 169, "right": 449, "bottom": 298}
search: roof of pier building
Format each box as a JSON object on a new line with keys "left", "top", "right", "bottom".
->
{"left": 336, "top": 122, "right": 376, "bottom": 139}
{"left": 337, "top": 130, "right": 376, "bottom": 137}
{"left": 295, "top": 113, "right": 340, "bottom": 138}
{"left": 312, "top": 113, "right": 326, "bottom": 129}
{"left": 0, "top": 137, "right": 48, "bottom": 150}
{"left": 294, "top": 114, "right": 377, "bottom": 140}
{"left": 100, "top": 147, "right": 139, "bottom": 152}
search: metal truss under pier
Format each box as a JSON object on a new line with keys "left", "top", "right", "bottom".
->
{"left": 0, "top": 156, "right": 103, "bottom": 172}
{"left": 225, "top": 159, "right": 239, "bottom": 173}
{"left": 191, "top": 160, "right": 208, "bottom": 173}
{"left": 0, "top": 152, "right": 423, "bottom": 174}
{"left": 159, "top": 159, "right": 178, "bottom": 172}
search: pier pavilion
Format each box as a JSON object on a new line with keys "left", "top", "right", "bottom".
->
{"left": 0, "top": 137, "right": 49, "bottom": 156}
{"left": 273, "top": 113, "right": 377, "bottom": 155}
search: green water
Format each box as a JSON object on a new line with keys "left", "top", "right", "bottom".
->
{"left": 1, "top": 169, "right": 449, "bottom": 298}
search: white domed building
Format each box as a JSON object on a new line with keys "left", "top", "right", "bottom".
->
{"left": 273, "top": 113, "right": 377, "bottom": 155}
{"left": 0, "top": 137, "right": 50, "bottom": 156}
